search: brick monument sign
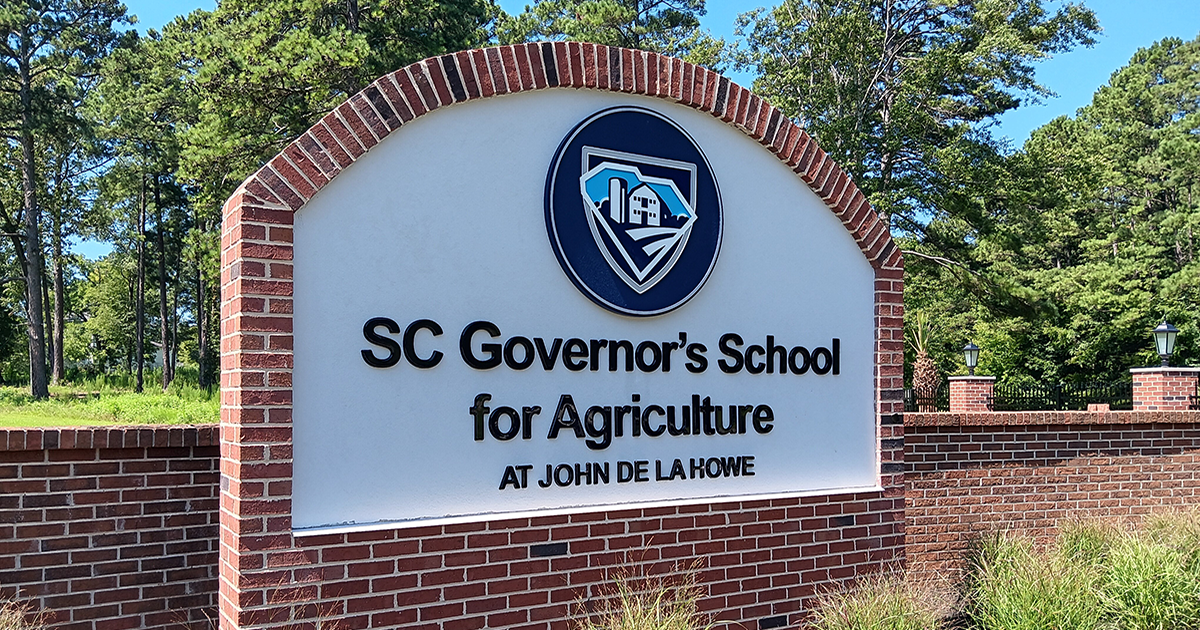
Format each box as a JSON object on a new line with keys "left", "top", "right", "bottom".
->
{"left": 220, "top": 44, "right": 904, "bottom": 629}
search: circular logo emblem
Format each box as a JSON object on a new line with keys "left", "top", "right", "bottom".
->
{"left": 545, "top": 106, "right": 723, "bottom": 317}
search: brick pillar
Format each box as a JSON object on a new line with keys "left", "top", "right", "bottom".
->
{"left": 948, "top": 376, "right": 995, "bottom": 413}
{"left": 1130, "top": 367, "right": 1200, "bottom": 410}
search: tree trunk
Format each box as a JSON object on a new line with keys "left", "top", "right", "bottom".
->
{"left": 18, "top": 26, "right": 48, "bottom": 399}
{"left": 196, "top": 216, "right": 209, "bottom": 390}
{"left": 155, "top": 176, "right": 172, "bottom": 390}
{"left": 42, "top": 260, "right": 52, "bottom": 383}
{"left": 52, "top": 206, "right": 65, "bottom": 385}
{"left": 171, "top": 228, "right": 180, "bottom": 380}
{"left": 135, "top": 174, "right": 146, "bottom": 393}
{"left": 171, "top": 278, "right": 179, "bottom": 377}
{"left": 345, "top": 0, "right": 360, "bottom": 32}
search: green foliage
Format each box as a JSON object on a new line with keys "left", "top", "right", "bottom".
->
{"left": 74, "top": 253, "right": 136, "bottom": 371}
{"left": 806, "top": 512, "right": 1200, "bottom": 630}
{"left": 499, "top": 0, "right": 724, "bottom": 68}
{"left": 736, "top": 0, "right": 1098, "bottom": 230}
{"left": 905, "top": 34, "right": 1200, "bottom": 383}
{"left": 0, "top": 0, "right": 133, "bottom": 397}
{"left": 160, "top": 0, "right": 496, "bottom": 208}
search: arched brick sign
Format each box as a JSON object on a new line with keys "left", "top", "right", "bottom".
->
{"left": 220, "top": 43, "right": 904, "bottom": 629}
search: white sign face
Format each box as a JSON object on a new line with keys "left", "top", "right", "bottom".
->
{"left": 292, "top": 90, "right": 878, "bottom": 532}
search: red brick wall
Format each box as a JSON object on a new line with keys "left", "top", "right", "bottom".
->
{"left": 1131, "top": 369, "right": 1199, "bottom": 410}
{"left": 0, "top": 427, "right": 219, "bottom": 630}
{"left": 260, "top": 490, "right": 905, "bottom": 629}
{"left": 0, "top": 422, "right": 903, "bottom": 630}
{"left": 220, "top": 43, "right": 906, "bottom": 630}
{"left": 904, "top": 411, "right": 1200, "bottom": 578}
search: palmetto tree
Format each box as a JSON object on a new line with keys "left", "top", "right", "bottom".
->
{"left": 908, "top": 311, "right": 940, "bottom": 411}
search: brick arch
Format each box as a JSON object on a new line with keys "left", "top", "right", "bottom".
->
{"left": 219, "top": 43, "right": 905, "bottom": 630}
{"left": 226, "top": 42, "right": 898, "bottom": 269}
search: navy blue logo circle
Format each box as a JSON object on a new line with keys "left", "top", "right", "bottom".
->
{"left": 545, "top": 106, "right": 723, "bottom": 317}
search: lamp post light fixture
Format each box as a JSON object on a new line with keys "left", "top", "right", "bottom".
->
{"left": 963, "top": 342, "right": 980, "bottom": 376}
{"left": 1152, "top": 320, "right": 1179, "bottom": 367}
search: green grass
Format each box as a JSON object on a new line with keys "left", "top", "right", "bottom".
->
{"left": 0, "top": 381, "right": 218, "bottom": 427}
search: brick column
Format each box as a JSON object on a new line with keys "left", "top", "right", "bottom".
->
{"left": 948, "top": 376, "right": 995, "bottom": 413}
{"left": 1130, "top": 367, "right": 1200, "bottom": 410}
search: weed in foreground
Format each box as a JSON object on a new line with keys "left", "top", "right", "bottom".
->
{"left": 810, "top": 571, "right": 954, "bottom": 630}
{"left": 573, "top": 564, "right": 717, "bottom": 630}
{"left": 1056, "top": 518, "right": 1121, "bottom": 568}
{"left": 0, "top": 600, "right": 47, "bottom": 630}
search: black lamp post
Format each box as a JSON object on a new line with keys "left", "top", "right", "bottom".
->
{"left": 1152, "top": 320, "right": 1179, "bottom": 367}
{"left": 963, "top": 342, "right": 980, "bottom": 376}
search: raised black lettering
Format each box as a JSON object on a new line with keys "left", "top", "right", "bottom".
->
{"left": 470, "top": 394, "right": 490, "bottom": 441}
{"left": 660, "top": 340, "right": 678, "bottom": 372}
{"left": 745, "top": 345, "right": 766, "bottom": 374}
{"left": 635, "top": 340, "right": 661, "bottom": 372}
{"left": 499, "top": 465, "right": 522, "bottom": 490}
{"left": 520, "top": 406, "right": 541, "bottom": 440}
{"left": 589, "top": 339, "right": 608, "bottom": 371}
{"left": 403, "top": 319, "right": 443, "bottom": 368}
{"left": 753, "top": 405, "right": 774, "bottom": 434}
{"left": 685, "top": 343, "right": 708, "bottom": 373}
{"left": 608, "top": 340, "right": 633, "bottom": 372}
{"left": 460, "top": 321, "right": 501, "bottom": 369}
{"left": 488, "top": 407, "right": 521, "bottom": 441}
{"left": 718, "top": 333, "right": 743, "bottom": 373}
{"left": 547, "top": 394, "right": 584, "bottom": 439}
{"left": 789, "top": 346, "right": 811, "bottom": 374}
{"left": 503, "top": 336, "right": 535, "bottom": 370}
{"left": 583, "top": 406, "right": 613, "bottom": 450}
{"left": 812, "top": 347, "right": 833, "bottom": 375}
{"left": 766, "top": 336, "right": 787, "bottom": 374}
{"left": 361, "top": 317, "right": 402, "bottom": 368}
{"left": 563, "top": 338, "right": 588, "bottom": 371}
{"left": 535, "top": 337, "right": 562, "bottom": 370}
{"left": 642, "top": 405, "right": 666, "bottom": 437}
{"left": 667, "top": 406, "right": 688, "bottom": 436}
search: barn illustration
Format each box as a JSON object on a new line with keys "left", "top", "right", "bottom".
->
{"left": 579, "top": 153, "right": 699, "bottom": 292}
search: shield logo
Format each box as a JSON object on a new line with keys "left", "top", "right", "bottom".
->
{"left": 545, "top": 106, "right": 722, "bottom": 316}
{"left": 579, "top": 147, "right": 699, "bottom": 294}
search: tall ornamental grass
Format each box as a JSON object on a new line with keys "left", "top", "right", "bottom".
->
{"left": 574, "top": 566, "right": 716, "bottom": 630}
{"left": 965, "top": 531, "right": 1103, "bottom": 630}
{"left": 0, "top": 600, "right": 45, "bottom": 630}
{"left": 811, "top": 508, "right": 1200, "bottom": 630}
{"left": 809, "top": 571, "right": 952, "bottom": 630}
{"left": 1099, "top": 511, "right": 1200, "bottom": 630}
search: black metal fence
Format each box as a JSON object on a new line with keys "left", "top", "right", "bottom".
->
{"left": 904, "top": 379, "right": 1139, "bottom": 412}
{"left": 904, "top": 381, "right": 949, "bottom": 412}
{"left": 991, "top": 380, "right": 1133, "bottom": 411}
